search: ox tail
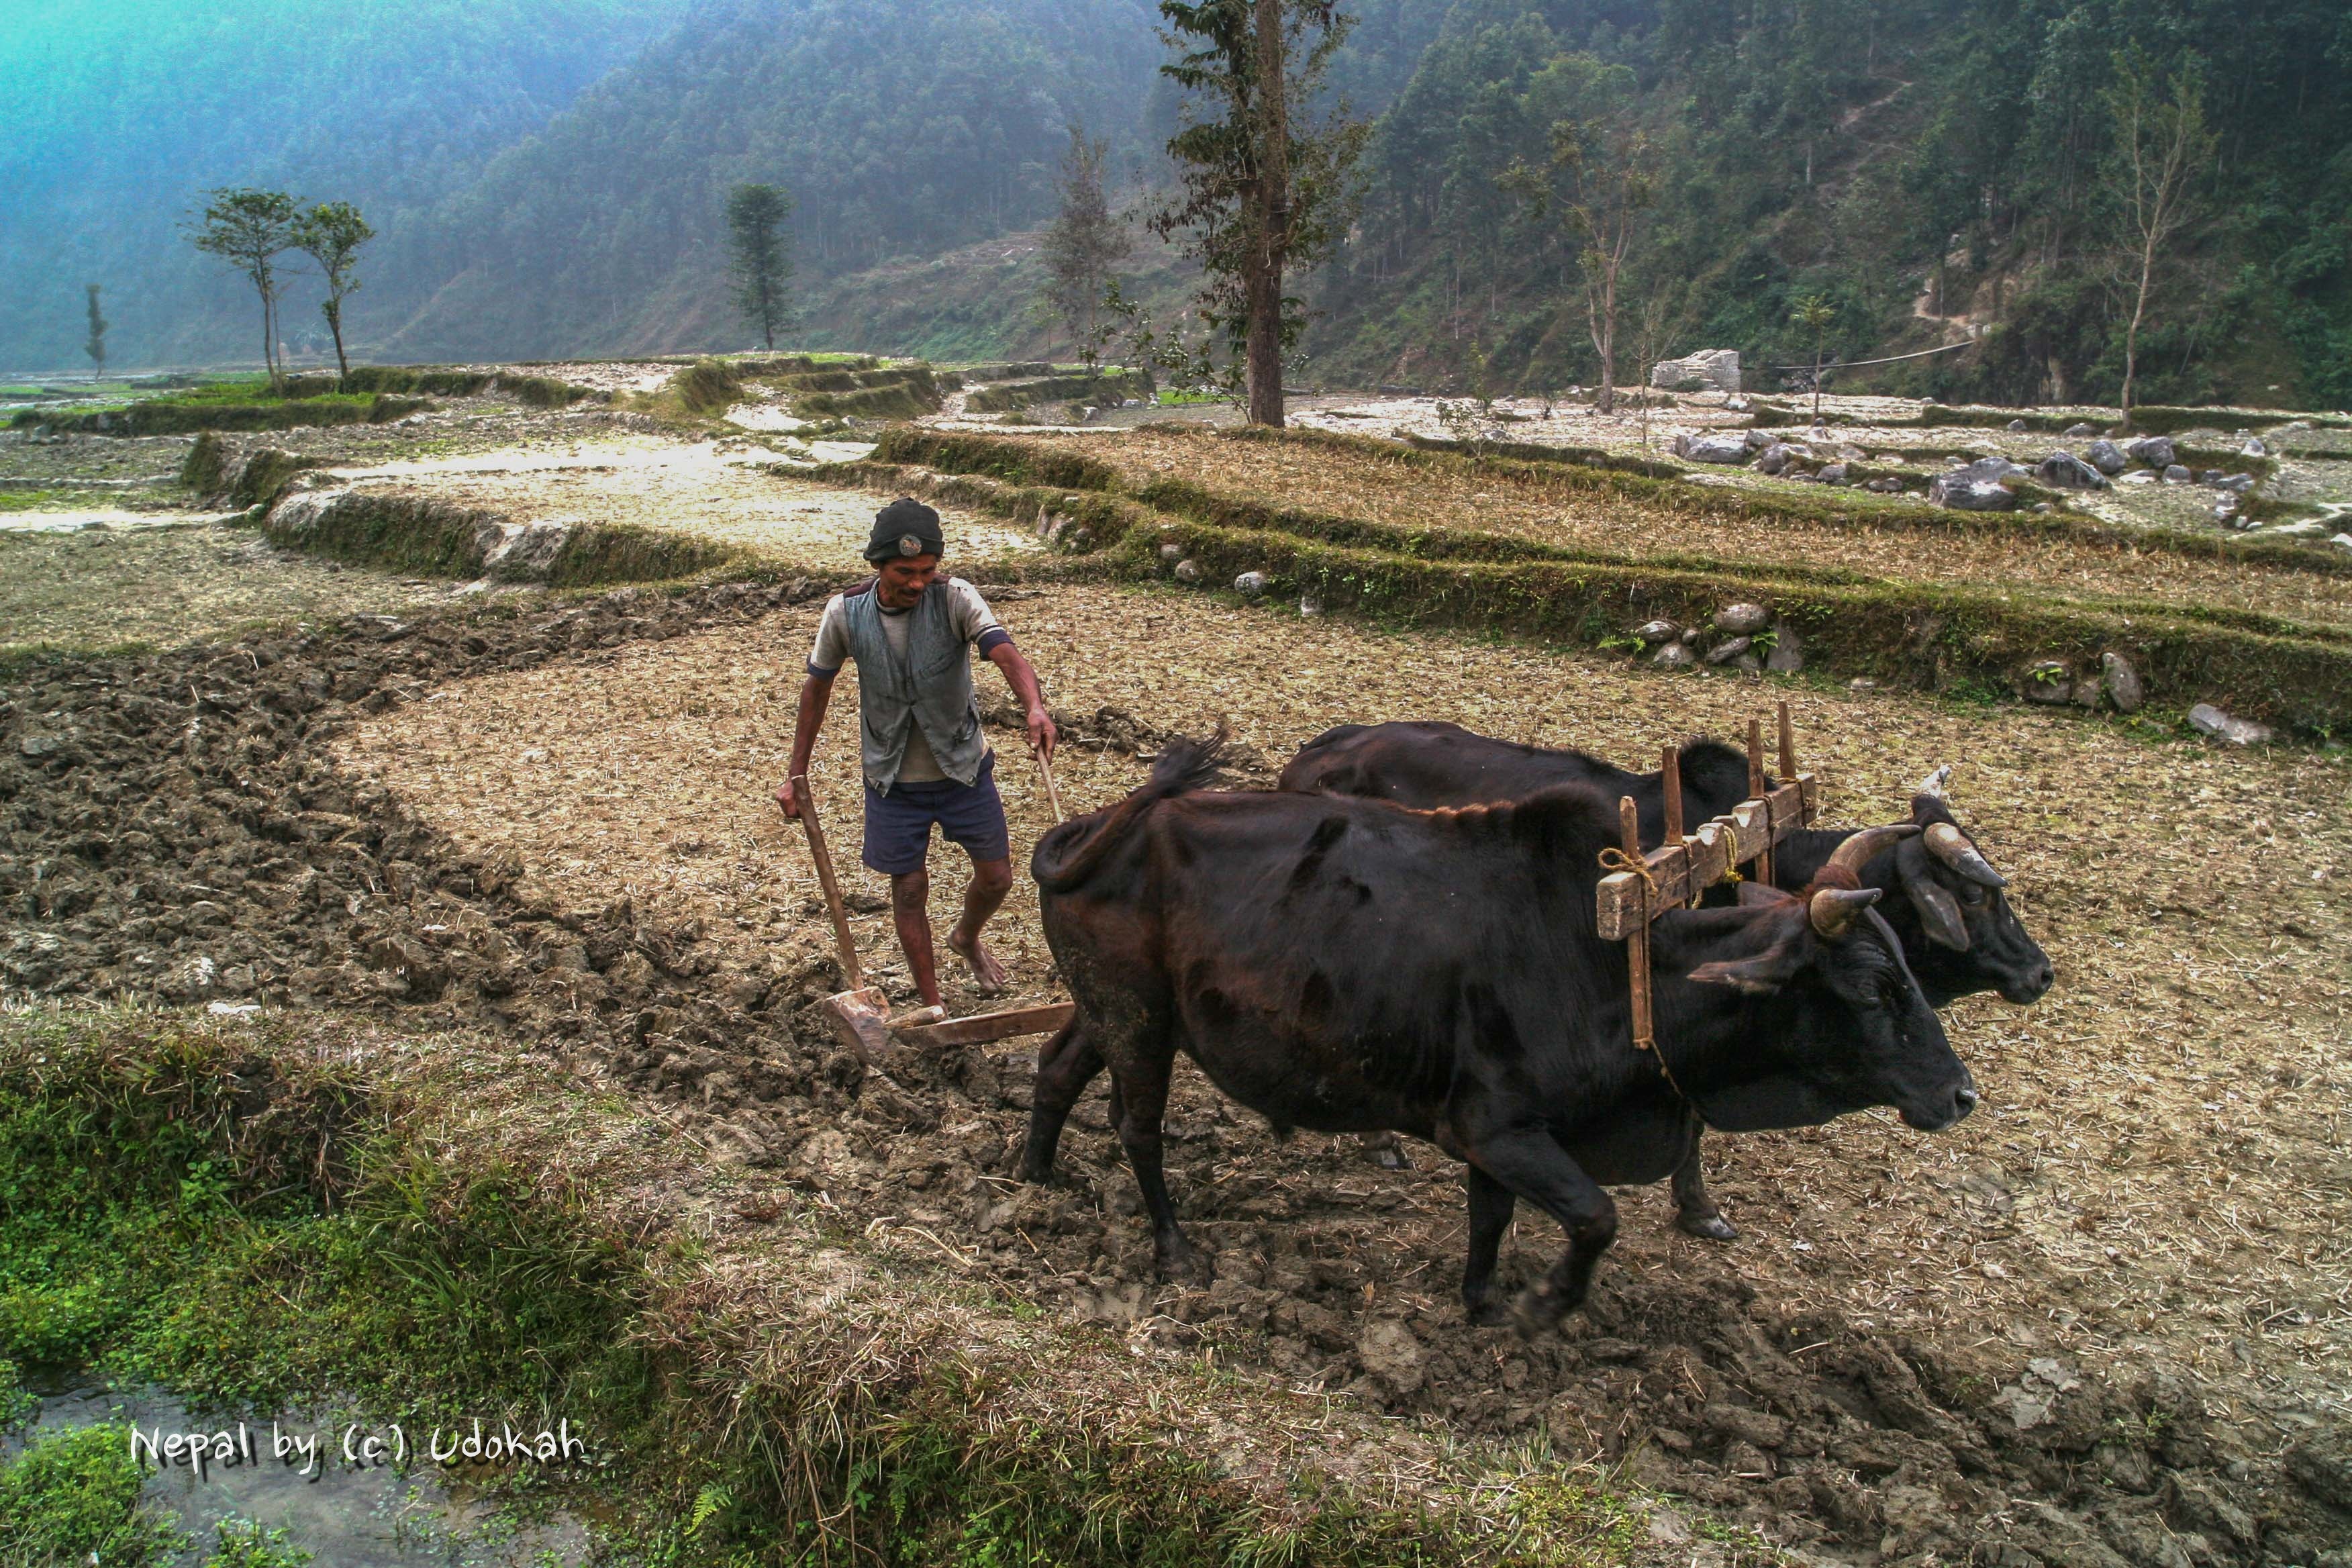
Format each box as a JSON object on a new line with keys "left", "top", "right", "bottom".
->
{"left": 1032, "top": 728, "right": 1234, "bottom": 894}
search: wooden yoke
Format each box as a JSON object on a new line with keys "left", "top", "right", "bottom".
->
{"left": 1619, "top": 796, "right": 1654, "bottom": 1051}
{"left": 1599, "top": 711, "right": 1827, "bottom": 1073}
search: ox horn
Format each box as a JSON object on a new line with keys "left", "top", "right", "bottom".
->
{"left": 1809, "top": 885, "right": 1883, "bottom": 939}
{"left": 1824, "top": 823, "right": 1919, "bottom": 879}
{"left": 1924, "top": 821, "right": 2007, "bottom": 888}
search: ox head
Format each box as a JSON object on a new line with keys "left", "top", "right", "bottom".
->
{"left": 1882, "top": 788, "right": 2054, "bottom": 1007}
{"left": 1681, "top": 826, "right": 1979, "bottom": 1135}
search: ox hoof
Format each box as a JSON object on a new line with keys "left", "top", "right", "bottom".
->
{"left": 1509, "top": 1287, "right": 1569, "bottom": 1340}
{"left": 1465, "top": 1296, "right": 1514, "bottom": 1329}
{"left": 1155, "top": 1239, "right": 1212, "bottom": 1287}
{"left": 1676, "top": 1210, "right": 1739, "bottom": 1242}
{"left": 1359, "top": 1132, "right": 1413, "bottom": 1171}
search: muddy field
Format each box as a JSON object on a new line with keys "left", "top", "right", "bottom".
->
{"left": 0, "top": 520, "right": 487, "bottom": 654}
{"left": 4, "top": 377, "right": 2351, "bottom": 1563}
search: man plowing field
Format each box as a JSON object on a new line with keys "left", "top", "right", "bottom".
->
{"left": 775, "top": 498, "right": 1057, "bottom": 1010}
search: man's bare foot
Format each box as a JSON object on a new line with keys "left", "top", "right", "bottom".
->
{"left": 945, "top": 925, "right": 1008, "bottom": 995}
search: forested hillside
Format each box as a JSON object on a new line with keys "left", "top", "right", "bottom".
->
{"left": 376, "top": 0, "right": 1171, "bottom": 361}
{"left": 10, "top": 0, "right": 2347, "bottom": 403}
{"left": 1308, "top": 0, "right": 2352, "bottom": 406}
{"left": 0, "top": 0, "right": 689, "bottom": 371}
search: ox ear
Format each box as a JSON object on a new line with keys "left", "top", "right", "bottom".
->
{"left": 1736, "top": 880, "right": 1795, "bottom": 908}
{"left": 1895, "top": 835, "right": 1969, "bottom": 950}
{"left": 1687, "top": 937, "right": 1807, "bottom": 995}
{"left": 1906, "top": 873, "right": 1971, "bottom": 950}
{"left": 1909, "top": 791, "right": 1959, "bottom": 828}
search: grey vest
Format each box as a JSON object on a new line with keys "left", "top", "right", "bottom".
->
{"left": 842, "top": 581, "right": 987, "bottom": 792}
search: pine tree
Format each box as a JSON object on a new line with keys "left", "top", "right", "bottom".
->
{"left": 1039, "top": 127, "right": 1130, "bottom": 359}
{"left": 83, "top": 285, "right": 107, "bottom": 383}
{"left": 726, "top": 184, "right": 794, "bottom": 350}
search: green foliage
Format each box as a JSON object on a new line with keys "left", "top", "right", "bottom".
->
{"left": 0, "top": 1425, "right": 185, "bottom": 1568}
{"left": 1038, "top": 126, "right": 1129, "bottom": 358}
{"left": 1151, "top": 0, "right": 1370, "bottom": 397}
{"left": 725, "top": 183, "right": 795, "bottom": 350}
{"left": 1310, "top": 0, "right": 2352, "bottom": 405}
{"left": 82, "top": 284, "right": 106, "bottom": 379}
{"left": 288, "top": 200, "right": 375, "bottom": 382}
{"left": 185, "top": 187, "right": 299, "bottom": 388}
{"left": 199, "top": 1519, "right": 314, "bottom": 1568}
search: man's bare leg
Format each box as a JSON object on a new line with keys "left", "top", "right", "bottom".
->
{"left": 945, "top": 855, "right": 1014, "bottom": 995}
{"left": 890, "top": 867, "right": 945, "bottom": 1008}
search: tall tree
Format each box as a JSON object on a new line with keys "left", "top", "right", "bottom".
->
{"left": 1155, "top": 0, "right": 1366, "bottom": 426}
{"left": 186, "top": 188, "right": 298, "bottom": 390}
{"left": 2102, "top": 48, "right": 2214, "bottom": 424}
{"left": 83, "top": 285, "right": 107, "bottom": 383}
{"left": 1040, "top": 127, "right": 1130, "bottom": 358}
{"left": 725, "top": 183, "right": 794, "bottom": 350}
{"left": 1498, "top": 55, "right": 1654, "bottom": 415}
{"left": 289, "top": 200, "right": 373, "bottom": 385}
{"left": 1790, "top": 294, "right": 1835, "bottom": 420}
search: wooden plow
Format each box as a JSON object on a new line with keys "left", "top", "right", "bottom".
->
{"left": 1596, "top": 701, "right": 1819, "bottom": 1052}
{"left": 791, "top": 750, "right": 1080, "bottom": 1060}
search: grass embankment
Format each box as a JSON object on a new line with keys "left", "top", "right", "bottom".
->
{"left": 649, "top": 358, "right": 945, "bottom": 423}
{"left": 9, "top": 375, "right": 433, "bottom": 438}
{"left": 841, "top": 426, "right": 2352, "bottom": 733}
{"left": 260, "top": 489, "right": 744, "bottom": 589}
{"left": 965, "top": 369, "right": 1154, "bottom": 415}
{"left": 0, "top": 1012, "right": 1641, "bottom": 1567}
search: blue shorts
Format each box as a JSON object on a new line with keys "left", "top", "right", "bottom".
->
{"left": 861, "top": 752, "right": 1011, "bottom": 875}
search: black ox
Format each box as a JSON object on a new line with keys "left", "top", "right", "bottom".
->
{"left": 1024, "top": 734, "right": 1978, "bottom": 1331}
{"left": 1276, "top": 720, "right": 2053, "bottom": 1236}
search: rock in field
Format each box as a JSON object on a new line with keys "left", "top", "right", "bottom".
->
{"left": 2163, "top": 464, "right": 2193, "bottom": 483}
{"left": 2084, "top": 439, "right": 2128, "bottom": 475}
{"left": 1930, "top": 473, "right": 2017, "bottom": 511}
{"left": 2022, "top": 661, "right": 2074, "bottom": 703}
{"left": 1765, "top": 624, "right": 1804, "bottom": 673}
{"left": 2188, "top": 703, "right": 2274, "bottom": 745}
{"left": 1673, "top": 432, "right": 1752, "bottom": 464}
{"left": 1714, "top": 601, "right": 1770, "bottom": 634}
{"left": 1157, "top": 541, "right": 1184, "bottom": 565}
{"left": 2100, "top": 651, "right": 2144, "bottom": 713}
{"left": 2035, "top": 452, "right": 2108, "bottom": 489}
{"left": 1650, "top": 349, "right": 1742, "bottom": 393}
{"left": 2125, "top": 434, "right": 2177, "bottom": 469}
{"left": 1705, "top": 635, "right": 1753, "bottom": 665}
{"left": 1173, "top": 558, "right": 1204, "bottom": 583}
{"left": 1755, "top": 442, "right": 1795, "bottom": 475}
{"left": 2216, "top": 472, "right": 2255, "bottom": 493}
{"left": 1234, "top": 571, "right": 1269, "bottom": 596}
{"left": 2006, "top": 418, "right": 2028, "bottom": 432}
{"left": 1653, "top": 642, "right": 1697, "bottom": 671}
{"left": 1634, "top": 619, "right": 1679, "bottom": 644}
{"left": 2063, "top": 422, "right": 2100, "bottom": 438}
{"left": 1817, "top": 461, "right": 1849, "bottom": 485}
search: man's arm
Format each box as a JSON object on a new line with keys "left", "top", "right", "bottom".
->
{"left": 986, "top": 642, "right": 1056, "bottom": 761}
{"left": 773, "top": 671, "right": 836, "bottom": 819}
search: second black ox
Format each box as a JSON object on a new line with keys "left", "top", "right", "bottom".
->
{"left": 1024, "top": 734, "right": 1978, "bottom": 1334}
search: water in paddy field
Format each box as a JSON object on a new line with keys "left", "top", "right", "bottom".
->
{"left": 7, "top": 1375, "right": 597, "bottom": 1565}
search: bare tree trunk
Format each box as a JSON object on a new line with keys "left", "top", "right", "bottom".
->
{"left": 1245, "top": 0, "right": 1289, "bottom": 428}
{"left": 326, "top": 301, "right": 349, "bottom": 385}
{"left": 2120, "top": 232, "right": 2157, "bottom": 422}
